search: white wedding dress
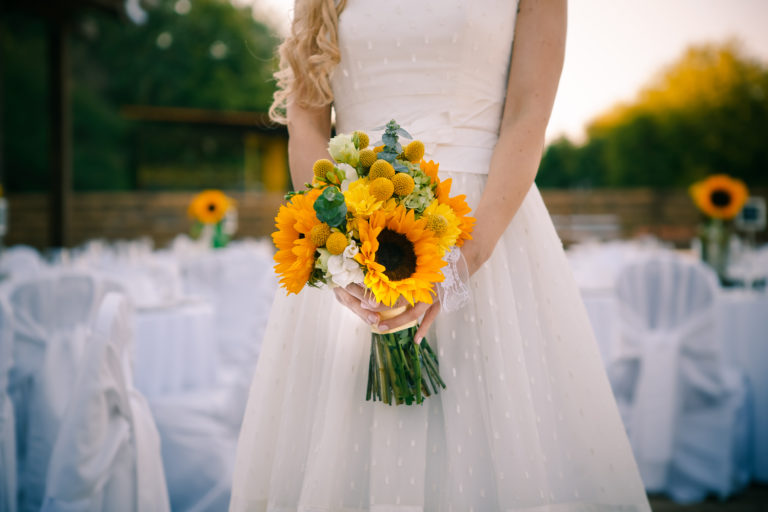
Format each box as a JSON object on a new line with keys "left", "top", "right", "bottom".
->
{"left": 231, "top": 1, "right": 651, "bottom": 510}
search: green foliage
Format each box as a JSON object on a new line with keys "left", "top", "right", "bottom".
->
{"left": 313, "top": 186, "right": 347, "bottom": 227}
{"left": 1, "top": 15, "right": 49, "bottom": 191}
{"left": 538, "top": 41, "right": 768, "bottom": 189}
{"left": 1, "top": 0, "right": 280, "bottom": 191}
{"left": 375, "top": 120, "right": 412, "bottom": 174}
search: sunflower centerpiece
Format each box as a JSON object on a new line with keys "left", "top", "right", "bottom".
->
{"left": 188, "top": 189, "right": 236, "bottom": 249}
{"left": 689, "top": 174, "right": 749, "bottom": 284}
{"left": 272, "top": 120, "right": 475, "bottom": 405}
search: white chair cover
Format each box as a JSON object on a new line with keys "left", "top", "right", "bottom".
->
{"left": 611, "top": 254, "right": 751, "bottom": 500}
{"left": 178, "top": 240, "right": 276, "bottom": 364}
{"left": 0, "top": 297, "right": 17, "bottom": 512}
{"left": 41, "top": 293, "right": 170, "bottom": 512}
{"left": 5, "top": 271, "right": 123, "bottom": 512}
{"left": 177, "top": 240, "right": 277, "bottom": 427}
{"left": 148, "top": 391, "right": 237, "bottom": 512}
{"left": 0, "top": 246, "right": 45, "bottom": 279}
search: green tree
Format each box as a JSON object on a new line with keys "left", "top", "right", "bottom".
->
{"left": 1, "top": 0, "right": 280, "bottom": 191}
{"left": 538, "top": 41, "right": 768, "bottom": 188}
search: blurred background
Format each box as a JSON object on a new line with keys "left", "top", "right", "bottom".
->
{"left": 0, "top": 0, "right": 767, "bottom": 511}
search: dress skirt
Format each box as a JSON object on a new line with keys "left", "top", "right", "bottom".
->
{"left": 230, "top": 171, "right": 651, "bottom": 512}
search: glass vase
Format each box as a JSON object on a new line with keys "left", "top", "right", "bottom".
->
{"left": 699, "top": 218, "right": 730, "bottom": 285}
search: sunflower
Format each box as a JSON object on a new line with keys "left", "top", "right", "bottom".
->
{"left": 420, "top": 160, "right": 475, "bottom": 246}
{"left": 689, "top": 174, "right": 749, "bottom": 220}
{"left": 272, "top": 189, "right": 322, "bottom": 294}
{"left": 355, "top": 205, "right": 446, "bottom": 307}
{"left": 188, "top": 189, "right": 231, "bottom": 224}
{"left": 422, "top": 199, "right": 462, "bottom": 253}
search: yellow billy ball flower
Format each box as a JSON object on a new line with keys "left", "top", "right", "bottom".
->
{"left": 309, "top": 223, "right": 331, "bottom": 246}
{"left": 404, "top": 140, "right": 425, "bottom": 162}
{"left": 391, "top": 173, "right": 415, "bottom": 196}
{"left": 369, "top": 159, "right": 395, "bottom": 179}
{"left": 354, "top": 131, "right": 370, "bottom": 149}
{"left": 313, "top": 159, "right": 335, "bottom": 179}
{"left": 370, "top": 177, "right": 395, "bottom": 201}
{"left": 359, "top": 149, "right": 377, "bottom": 168}
{"left": 426, "top": 214, "right": 448, "bottom": 236}
{"left": 326, "top": 232, "right": 348, "bottom": 255}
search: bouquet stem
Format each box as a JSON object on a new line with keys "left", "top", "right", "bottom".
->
{"left": 366, "top": 307, "right": 446, "bottom": 405}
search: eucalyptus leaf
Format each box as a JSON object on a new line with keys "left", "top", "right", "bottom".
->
{"left": 313, "top": 186, "right": 347, "bottom": 227}
{"left": 396, "top": 127, "right": 412, "bottom": 139}
{"left": 393, "top": 162, "right": 409, "bottom": 173}
{"left": 378, "top": 151, "right": 397, "bottom": 163}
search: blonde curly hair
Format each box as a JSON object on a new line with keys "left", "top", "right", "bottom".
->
{"left": 269, "top": 0, "right": 347, "bottom": 124}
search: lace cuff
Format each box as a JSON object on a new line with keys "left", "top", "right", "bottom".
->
{"left": 437, "top": 247, "right": 471, "bottom": 312}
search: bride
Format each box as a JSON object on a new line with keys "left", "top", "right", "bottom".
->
{"left": 231, "top": 0, "right": 651, "bottom": 510}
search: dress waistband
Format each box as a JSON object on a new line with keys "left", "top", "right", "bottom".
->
{"left": 426, "top": 145, "right": 494, "bottom": 175}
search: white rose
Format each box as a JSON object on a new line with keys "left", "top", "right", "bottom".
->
{"left": 328, "top": 134, "right": 360, "bottom": 166}
{"left": 336, "top": 163, "right": 359, "bottom": 191}
{"left": 327, "top": 252, "right": 365, "bottom": 288}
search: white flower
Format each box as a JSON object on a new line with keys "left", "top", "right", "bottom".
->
{"left": 315, "top": 247, "right": 332, "bottom": 274}
{"left": 337, "top": 162, "right": 359, "bottom": 192}
{"left": 328, "top": 134, "right": 359, "bottom": 166}
{"left": 343, "top": 241, "right": 359, "bottom": 259}
{"left": 327, "top": 242, "right": 364, "bottom": 288}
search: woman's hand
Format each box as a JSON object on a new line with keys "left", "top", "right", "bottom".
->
{"left": 376, "top": 300, "right": 441, "bottom": 345}
{"left": 333, "top": 284, "right": 440, "bottom": 344}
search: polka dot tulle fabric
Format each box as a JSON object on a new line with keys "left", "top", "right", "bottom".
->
{"left": 230, "top": 1, "right": 651, "bottom": 510}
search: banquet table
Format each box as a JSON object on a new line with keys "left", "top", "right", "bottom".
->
{"left": 132, "top": 298, "right": 218, "bottom": 398}
{"left": 581, "top": 286, "right": 768, "bottom": 482}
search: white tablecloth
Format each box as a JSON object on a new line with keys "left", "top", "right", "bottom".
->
{"left": 581, "top": 287, "right": 768, "bottom": 482}
{"left": 133, "top": 299, "right": 218, "bottom": 398}
{"left": 717, "top": 290, "right": 768, "bottom": 482}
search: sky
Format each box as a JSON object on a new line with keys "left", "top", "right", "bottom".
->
{"left": 240, "top": 0, "right": 768, "bottom": 143}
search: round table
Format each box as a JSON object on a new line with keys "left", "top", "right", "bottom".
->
{"left": 133, "top": 299, "right": 218, "bottom": 398}
{"left": 717, "top": 290, "right": 768, "bottom": 482}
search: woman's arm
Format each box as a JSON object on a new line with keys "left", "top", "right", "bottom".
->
{"left": 372, "top": 0, "right": 567, "bottom": 340}
{"left": 285, "top": 102, "right": 333, "bottom": 188}
{"left": 463, "top": 0, "right": 567, "bottom": 274}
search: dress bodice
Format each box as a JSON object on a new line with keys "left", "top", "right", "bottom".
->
{"left": 331, "top": 0, "right": 519, "bottom": 174}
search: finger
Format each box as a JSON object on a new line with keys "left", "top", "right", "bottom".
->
{"left": 414, "top": 302, "right": 441, "bottom": 344}
{"left": 334, "top": 287, "right": 379, "bottom": 325}
{"left": 377, "top": 301, "right": 431, "bottom": 332}
{"left": 344, "top": 284, "right": 384, "bottom": 311}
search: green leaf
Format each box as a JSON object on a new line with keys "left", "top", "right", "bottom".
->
{"left": 378, "top": 151, "right": 397, "bottom": 164}
{"left": 313, "top": 186, "right": 347, "bottom": 227}
{"left": 382, "top": 133, "right": 398, "bottom": 147}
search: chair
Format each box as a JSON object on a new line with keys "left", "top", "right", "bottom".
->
{"left": 0, "top": 246, "right": 45, "bottom": 279}
{"left": 5, "top": 271, "right": 123, "bottom": 512}
{"left": 41, "top": 293, "right": 170, "bottom": 512}
{"left": 609, "top": 254, "right": 751, "bottom": 502}
{"left": 0, "top": 298, "right": 17, "bottom": 512}
{"left": 148, "top": 391, "right": 237, "bottom": 512}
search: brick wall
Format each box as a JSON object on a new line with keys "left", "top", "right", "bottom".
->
{"left": 4, "top": 187, "right": 766, "bottom": 249}
{"left": 3, "top": 191, "right": 285, "bottom": 249}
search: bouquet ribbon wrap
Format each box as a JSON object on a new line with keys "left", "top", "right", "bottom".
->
{"left": 371, "top": 306, "right": 417, "bottom": 334}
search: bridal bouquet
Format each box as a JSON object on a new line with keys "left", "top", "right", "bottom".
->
{"left": 272, "top": 120, "right": 475, "bottom": 405}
